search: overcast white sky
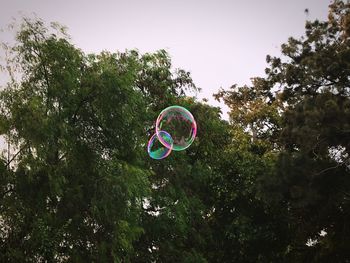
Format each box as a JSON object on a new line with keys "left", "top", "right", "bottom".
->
{"left": 0, "top": 0, "right": 330, "bottom": 118}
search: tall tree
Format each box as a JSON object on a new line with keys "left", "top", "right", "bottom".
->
{"left": 216, "top": 1, "right": 350, "bottom": 261}
{"left": 132, "top": 101, "right": 230, "bottom": 263}
{"left": 0, "top": 17, "right": 197, "bottom": 262}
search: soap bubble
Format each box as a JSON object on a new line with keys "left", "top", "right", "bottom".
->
{"left": 147, "top": 130, "right": 173, "bottom": 160}
{"left": 156, "top": 106, "right": 197, "bottom": 151}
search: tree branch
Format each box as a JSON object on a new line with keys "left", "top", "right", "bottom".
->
{"left": 5, "top": 144, "right": 28, "bottom": 169}
{"left": 1, "top": 187, "right": 14, "bottom": 199}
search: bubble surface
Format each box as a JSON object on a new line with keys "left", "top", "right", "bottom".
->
{"left": 156, "top": 106, "right": 197, "bottom": 151}
{"left": 147, "top": 130, "right": 173, "bottom": 160}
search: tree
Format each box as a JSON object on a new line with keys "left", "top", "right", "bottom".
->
{"left": 216, "top": 1, "right": 350, "bottom": 261}
{"left": 132, "top": 101, "right": 230, "bottom": 263}
{"left": 204, "top": 83, "right": 290, "bottom": 262}
{"left": 2, "top": 1, "right": 349, "bottom": 261}
{"left": 0, "top": 17, "right": 198, "bottom": 262}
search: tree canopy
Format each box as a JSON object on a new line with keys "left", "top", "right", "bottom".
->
{"left": 1, "top": 1, "right": 350, "bottom": 262}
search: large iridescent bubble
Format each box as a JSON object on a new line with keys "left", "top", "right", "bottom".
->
{"left": 147, "top": 130, "right": 173, "bottom": 160}
{"left": 155, "top": 106, "right": 197, "bottom": 151}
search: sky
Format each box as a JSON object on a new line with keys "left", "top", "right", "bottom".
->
{"left": 0, "top": 0, "right": 330, "bottom": 119}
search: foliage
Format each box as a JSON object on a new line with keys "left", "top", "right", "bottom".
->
{"left": 0, "top": 17, "right": 198, "bottom": 262}
{"left": 215, "top": 1, "right": 350, "bottom": 261}
{"left": 1, "top": 1, "right": 350, "bottom": 262}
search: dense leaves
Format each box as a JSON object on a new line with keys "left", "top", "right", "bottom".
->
{"left": 1, "top": 1, "right": 350, "bottom": 262}
{"left": 215, "top": 1, "right": 350, "bottom": 262}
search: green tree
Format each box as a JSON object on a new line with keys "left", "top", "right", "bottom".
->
{"left": 2, "top": 1, "right": 349, "bottom": 262}
{"left": 0, "top": 17, "right": 197, "bottom": 262}
{"left": 132, "top": 101, "right": 230, "bottom": 263}
{"left": 216, "top": 1, "right": 350, "bottom": 261}
{"left": 212, "top": 29, "right": 290, "bottom": 263}
{"left": 267, "top": 1, "right": 350, "bottom": 261}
